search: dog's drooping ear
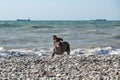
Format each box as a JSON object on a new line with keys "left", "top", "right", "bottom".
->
{"left": 53, "top": 35, "right": 57, "bottom": 40}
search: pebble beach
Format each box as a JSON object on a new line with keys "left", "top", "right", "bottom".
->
{"left": 0, "top": 48, "right": 120, "bottom": 80}
{"left": 0, "top": 19, "right": 120, "bottom": 80}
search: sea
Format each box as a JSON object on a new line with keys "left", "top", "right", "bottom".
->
{"left": 0, "top": 20, "right": 120, "bottom": 57}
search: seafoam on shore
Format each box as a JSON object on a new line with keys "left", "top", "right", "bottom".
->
{"left": 0, "top": 46, "right": 120, "bottom": 57}
{"left": 0, "top": 47, "right": 120, "bottom": 80}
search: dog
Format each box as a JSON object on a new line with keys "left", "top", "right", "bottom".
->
{"left": 52, "top": 35, "right": 70, "bottom": 58}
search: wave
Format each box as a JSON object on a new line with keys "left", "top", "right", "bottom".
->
{"left": 0, "top": 47, "right": 53, "bottom": 57}
{"left": 0, "top": 23, "right": 18, "bottom": 27}
{"left": 112, "top": 35, "right": 120, "bottom": 40}
{"left": 31, "top": 25, "right": 53, "bottom": 28}
{"left": 70, "top": 47, "right": 120, "bottom": 56}
{"left": 0, "top": 21, "right": 22, "bottom": 28}
{"left": 0, "top": 47, "right": 120, "bottom": 58}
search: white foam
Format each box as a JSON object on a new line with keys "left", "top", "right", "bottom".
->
{"left": 0, "top": 47, "right": 5, "bottom": 53}
{"left": 0, "top": 47, "right": 52, "bottom": 57}
{"left": 70, "top": 47, "right": 120, "bottom": 56}
{"left": 0, "top": 46, "right": 120, "bottom": 57}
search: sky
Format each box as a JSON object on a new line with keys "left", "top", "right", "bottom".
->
{"left": 0, "top": 0, "right": 120, "bottom": 20}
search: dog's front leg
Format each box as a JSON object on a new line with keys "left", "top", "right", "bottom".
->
{"left": 52, "top": 48, "right": 56, "bottom": 58}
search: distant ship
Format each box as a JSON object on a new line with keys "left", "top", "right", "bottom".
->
{"left": 94, "top": 19, "right": 107, "bottom": 21}
{"left": 17, "top": 18, "right": 31, "bottom": 21}
{"left": 90, "top": 19, "right": 107, "bottom": 23}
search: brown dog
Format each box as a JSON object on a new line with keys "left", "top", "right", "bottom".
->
{"left": 53, "top": 35, "right": 63, "bottom": 48}
{"left": 52, "top": 35, "right": 70, "bottom": 58}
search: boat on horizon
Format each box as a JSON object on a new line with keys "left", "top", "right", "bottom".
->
{"left": 90, "top": 19, "right": 107, "bottom": 23}
{"left": 17, "top": 18, "right": 31, "bottom": 21}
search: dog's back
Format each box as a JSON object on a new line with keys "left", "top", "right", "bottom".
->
{"left": 52, "top": 41, "right": 70, "bottom": 57}
{"left": 62, "top": 41, "right": 70, "bottom": 53}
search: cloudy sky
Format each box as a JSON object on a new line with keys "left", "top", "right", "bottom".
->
{"left": 0, "top": 0, "right": 120, "bottom": 20}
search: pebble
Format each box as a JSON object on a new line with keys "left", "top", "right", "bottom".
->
{"left": 0, "top": 54, "right": 119, "bottom": 80}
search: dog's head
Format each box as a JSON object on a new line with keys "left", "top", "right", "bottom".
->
{"left": 53, "top": 35, "right": 57, "bottom": 40}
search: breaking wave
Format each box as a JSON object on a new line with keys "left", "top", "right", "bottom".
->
{"left": 0, "top": 47, "right": 120, "bottom": 58}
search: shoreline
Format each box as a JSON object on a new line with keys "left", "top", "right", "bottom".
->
{"left": 0, "top": 46, "right": 120, "bottom": 57}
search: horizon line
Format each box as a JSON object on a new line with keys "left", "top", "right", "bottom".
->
{"left": 0, "top": 19, "right": 120, "bottom": 21}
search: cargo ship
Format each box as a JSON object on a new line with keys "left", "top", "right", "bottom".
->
{"left": 17, "top": 18, "right": 31, "bottom": 21}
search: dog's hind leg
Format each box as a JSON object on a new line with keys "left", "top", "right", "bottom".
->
{"left": 66, "top": 50, "right": 70, "bottom": 55}
{"left": 66, "top": 46, "right": 70, "bottom": 55}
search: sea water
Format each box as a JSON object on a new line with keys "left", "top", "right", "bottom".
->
{"left": 0, "top": 20, "right": 120, "bottom": 57}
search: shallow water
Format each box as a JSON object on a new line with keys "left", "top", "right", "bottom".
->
{"left": 0, "top": 20, "right": 120, "bottom": 49}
